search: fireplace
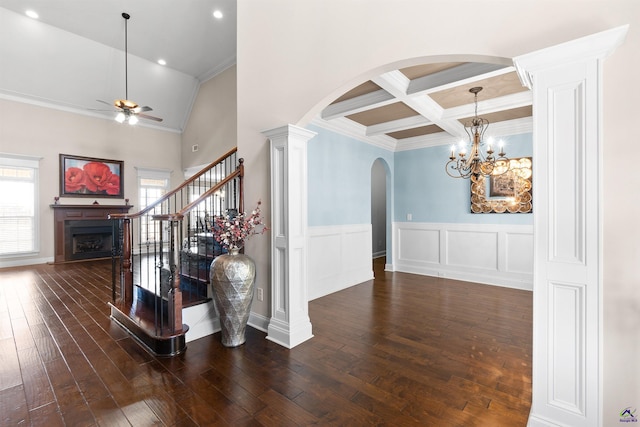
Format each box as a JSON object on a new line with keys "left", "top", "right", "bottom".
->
{"left": 51, "top": 204, "right": 132, "bottom": 263}
{"left": 65, "top": 220, "right": 114, "bottom": 261}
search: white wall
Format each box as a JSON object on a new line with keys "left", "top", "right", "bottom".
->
{"left": 181, "top": 65, "right": 237, "bottom": 169}
{"left": 237, "top": 0, "right": 640, "bottom": 422}
{"left": 0, "top": 98, "right": 182, "bottom": 267}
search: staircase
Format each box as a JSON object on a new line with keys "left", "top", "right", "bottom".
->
{"left": 108, "top": 148, "right": 243, "bottom": 356}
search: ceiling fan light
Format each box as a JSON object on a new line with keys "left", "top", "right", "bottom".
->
{"left": 127, "top": 115, "right": 139, "bottom": 125}
{"left": 115, "top": 112, "right": 125, "bottom": 123}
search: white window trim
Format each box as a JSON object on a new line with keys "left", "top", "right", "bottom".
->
{"left": 0, "top": 153, "right": 42, "bottom": 257}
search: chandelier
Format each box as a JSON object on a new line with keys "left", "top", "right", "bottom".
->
{"left": 445, "top": 87, "right": 509, "bottom": 179}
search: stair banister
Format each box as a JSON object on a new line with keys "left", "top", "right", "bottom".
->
{"left": 109, "top": 147, "right": 238, "bottom": 222}
{"left": 108, "top": 148, "right": 242, "bottom": 355}
{"left": 151, "top": 162, "right": 244, "bottom": 333}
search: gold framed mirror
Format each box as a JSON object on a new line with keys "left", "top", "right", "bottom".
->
{"left": 470, "top": 157, "right": 532, "bottom": 214}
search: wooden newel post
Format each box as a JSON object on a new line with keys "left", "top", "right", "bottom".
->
{"left": 168, "top": 215, "right": 183, "bottom": 333}
{"left": 122, "top": 217, "right": 133, "bottom": 305}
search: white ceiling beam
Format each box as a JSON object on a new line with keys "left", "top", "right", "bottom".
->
{"left": 366, "top": 115, "right": 432, "bottom": 136}
{"left": 320, "top": 89, "right": 396, "bottom": 120}
{"left": 407, "top": 63, "right": 512, "bottom": 96}
{"left": 373, "top": 70, "right": 467, "bottom": 138}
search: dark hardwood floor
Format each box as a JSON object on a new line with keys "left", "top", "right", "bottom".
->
{"left": 0, "top": 258, "right": 532, "bottom": 426}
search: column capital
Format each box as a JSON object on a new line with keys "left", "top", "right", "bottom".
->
{"left": 262, "top": 124, "right": 317, "bottom": 142}
{"left": 513, "top": 25, "right": 628, "bottom": 89}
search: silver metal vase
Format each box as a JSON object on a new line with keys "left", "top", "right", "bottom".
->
{"left": 210, "top": 247, "right": 256, "bottom": 347}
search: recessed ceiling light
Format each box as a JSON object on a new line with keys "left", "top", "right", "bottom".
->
{"left": 157, "top": 59, "right": 167, "bottom": 66}
{"left": 213, "top": 10, "right": 223, "bottom": 19}
{"left": 25, "top": 10, "right": 39, "bottom": 19}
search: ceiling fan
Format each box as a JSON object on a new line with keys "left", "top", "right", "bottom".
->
{"left": 95, "top": 12, "right": 163, "bottom": 124}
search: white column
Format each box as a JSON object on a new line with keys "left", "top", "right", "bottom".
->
{"left": 514, "top": 26, "right": 628, "bottom": 427}
{"left": 263, "top": 124, "right": 316, "bottom": 348}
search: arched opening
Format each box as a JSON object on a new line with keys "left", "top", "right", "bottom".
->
{"left": 370, "top": 158, "right": 390, "bottom": 264}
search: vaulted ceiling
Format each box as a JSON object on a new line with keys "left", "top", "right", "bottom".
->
{"left": 0, "top": 0, "right": 237, "bottom": 132}
{"left": 0, "top": 1, "right": 531, "bottom": 143}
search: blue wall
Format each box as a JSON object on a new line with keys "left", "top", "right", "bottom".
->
{"left": 394, "top": 133, "right": 533, "bottom": 225}
{"left": 307, "top": 125, "right": 533, "bottom": 227}
{"left": 307, "top": 125, "right": 393, "bottom": 226}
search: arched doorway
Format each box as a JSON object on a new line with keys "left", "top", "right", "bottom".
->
{"left": 370, "top": 158, "right": 390, "bottom": 264}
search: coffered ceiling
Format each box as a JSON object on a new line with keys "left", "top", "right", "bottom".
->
{"left": 316, "top": 62, "right": 532, "bottom": 151}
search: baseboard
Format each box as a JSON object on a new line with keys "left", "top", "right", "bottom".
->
{"left": 0, "top": 256, "right": 54, "bottom": 268}
{"left": 248, "top": 311, "right": 270, "bottom": 332}
{"left": 394, "top": 263, "right": 532, "bottom": 291}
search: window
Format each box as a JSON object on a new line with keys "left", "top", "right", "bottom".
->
{"left": 137, "top": 168, "right": 170, "bottom": 244}
{"left": 0, "top": 155, "right": 40, "bottom": 255}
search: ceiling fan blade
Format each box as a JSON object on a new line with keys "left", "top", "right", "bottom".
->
{"left": 131, "top": 105, "right": 152, "bottom": 113}
{"left": 96, "top": 99, "right": 123, "bottom": 111}
{"left": 138, "top": 113, "right": 163, "bottom": 122}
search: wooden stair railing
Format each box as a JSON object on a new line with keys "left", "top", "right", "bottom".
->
{"left": 108, "top": 148, "right": 243, "bottom": 355}
{"left": 151, "top": 166, "right": 244, "bottom": 333}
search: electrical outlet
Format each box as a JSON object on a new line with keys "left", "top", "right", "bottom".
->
{"left": 407, "top": 213, "right": 412, "bottom": 221}
{"left": 192, "top": 144, "right": 199, "bottom": 152}
{"left": 257, "top": 288, "right": 264, "bottom": 301}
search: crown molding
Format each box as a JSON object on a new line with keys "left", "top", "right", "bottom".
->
{"left": 310, "top": 117, "right": 396, "bottom": 151}
{"left": 311, "top": 115, "right": 532, "bottom": 153}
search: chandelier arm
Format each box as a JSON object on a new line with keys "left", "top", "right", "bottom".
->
{"left": 445, "top": 86, "right": 510, "bottom": 180}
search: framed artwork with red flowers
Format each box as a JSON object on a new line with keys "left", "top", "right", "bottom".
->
{"left": 59, "top": 154, "right": 124, "bottom": 198}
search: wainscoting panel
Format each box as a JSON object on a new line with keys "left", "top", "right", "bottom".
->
{"left": 393, "top": 222, "right": 533, "bottom": 290}
{"left": 397, "top": 227, "right": 440, "bottom": 264}
{"left": 506, "top": 232, "right": 534, "bottom": 274}
{"left": 308, "top": 224, "right": 374, "bottom": 300}
{"left": 446, "top": 230, "right": 498, "bottom": 270}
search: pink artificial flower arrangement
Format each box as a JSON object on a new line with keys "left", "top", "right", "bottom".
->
{"left": 212, "top": 201, "right": 268, "bottom": 251}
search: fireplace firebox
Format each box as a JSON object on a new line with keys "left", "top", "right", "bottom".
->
{"left": 65, "top": 220, "right": 114, "bottom": 260}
